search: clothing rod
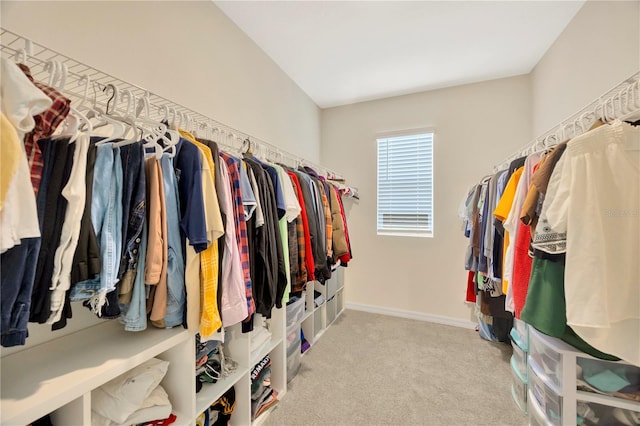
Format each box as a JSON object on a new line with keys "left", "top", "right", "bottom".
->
{"left": 0, "top": 27, "right": 345, "bottom": 182}
{"left": 493, "top": 71, "right": 640, "bottom": 172}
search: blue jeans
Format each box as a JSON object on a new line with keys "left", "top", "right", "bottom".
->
{"left": 70, "top": 145, "right": 123, "bottom": 313}
{"left": 118, "top": 143, "right": 145, "bottom": 279}
{"left": 1, "top": 238, "right": 41, "bottom": 347}
{"left": 120, "top": 221, "right": 148, "bottom": 331}
{"left": 161, "top": 155, "right": 186, "bottom": 328}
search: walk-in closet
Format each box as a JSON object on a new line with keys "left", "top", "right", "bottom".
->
{"left": 1, "top": 1, "right": 639, "bottom": 426}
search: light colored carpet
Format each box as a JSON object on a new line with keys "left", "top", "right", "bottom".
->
{"left": 264, "top": 309, "right": 528, "bottom": 426}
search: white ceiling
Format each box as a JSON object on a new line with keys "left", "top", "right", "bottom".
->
{"left": 215, "top": 1, "right": 585, "bottom": 109}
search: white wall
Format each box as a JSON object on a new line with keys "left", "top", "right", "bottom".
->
{"left": 0, "top": 0, "right": 321, "bottom": 354}
{"left": 321, "top": 76, "right": 532, "bottom": 323}
{"left": 1, "top": 0, "right": 321, "bottom": 162}
{"left": 531, "top": 0, "right": 640, "bottom": 136}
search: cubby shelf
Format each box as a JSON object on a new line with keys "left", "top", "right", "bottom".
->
{"left": 0, "top": 267, "right": 347, "bottom": 426}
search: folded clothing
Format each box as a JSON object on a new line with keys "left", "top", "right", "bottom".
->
{"left": 91, "top": 357, "right": 170, "bottom": 426}
{"left": 251, "top": 355, "right": 277, "bottom": 420}
{"left": 209, "top": 386, "right": 236, "bottom": 426}
{"left": 92, "top": 385, "right": 171, "bottom": 426}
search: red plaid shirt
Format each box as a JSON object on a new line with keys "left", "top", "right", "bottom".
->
{"left": 18, "top": 64, "right": 71, "bottom": 195}
{"left": 221, "top": 152, "right": 256, "bottom": 317}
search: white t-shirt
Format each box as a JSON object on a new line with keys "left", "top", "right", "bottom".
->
{"left": 273, "top": 164, "right": 301, "bottom": 223}
{"left": 0, "top": 58, "right": 51, "bottom": 253}
{"left": 538, "top": 120, "right": 640, "bottom": 365}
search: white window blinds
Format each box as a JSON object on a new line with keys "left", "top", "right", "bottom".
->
{"left": 377, "top": 132, "right": 434, "bottom": 237}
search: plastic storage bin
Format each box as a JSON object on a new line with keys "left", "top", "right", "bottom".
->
{"left": 286, "top": 297, "right": 305, "bottom": 328}
{"left": 286, "top": 323, "right": 301, "bottom": 355}
{"left": 287, "top": 347, "right": 301, "bottom": 381}
{"left": 577, "top": 401, "right": 640, "bottom": 425}
{"left": 511, "top": 318, "right": 529, "bottom": 351}
{"left": 511, "top": 356, "right": 528, "bottom": 414}
{"left": 326, "top": 272, "right": 338, "bottom": 300}
{"left": 529, "top": 359, "right": 563, "bottom": 425}
{"left": 529, "top": 328, "right": 563, "bottom": 390}
{"left": 511, "top": 340, "right": 527, "bottom": 378}
{"left": 337, "top": 266, "right": 344, "bottom": 290}
{"left": 528, "top": 390, "right": 552, "bottom": 426}
{"left": 576, "top": 356, "right": 640, "bottom": 404}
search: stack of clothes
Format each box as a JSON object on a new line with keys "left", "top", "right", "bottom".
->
{"left": 91, "top": 358, "right": 175, "bottom": 426}
{"left": 195, "top": 334, "right": 238, "bottom": 393}
{"left": 195, "top": 387, "right": 236, "bottom": 426}
{"left": 251, "top": 355, "right": 278, "bottom": 420}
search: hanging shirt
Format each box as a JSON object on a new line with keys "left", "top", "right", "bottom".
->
{"left": 329, "top": 184, "right": 349, "bottom": 259}
{"left": 17, "top": 63, "right": 71, "bottom": 195}
{"left": 144, "top": 157, "right": 169, "bottom": 328}
{"left": 490, "top": 170, "right": 509, "bottom": 279}
{"left": 0, "top": 59, "right": 52, "bottom": 253}
{"left": 288, "top": 171, "right": 316, "bottom": 282}
{"left": 244, "top": 156, "right": 286, "bottom": 315}
{"left": 173, "top": 137, "right": 206, "bottom": 330}
{"left": 0, "top": 113, "right": 22, "bottom": 209}
{"left": 248, "top": 166, "right": 265, "bottom": 228}
{"left": 335, "top": 184, "right": 353, "bottom": 265}
{"left": 160, "top": 154, "right": 185, "bottom": 329}
{"left": 220, "top": 152, "right": 256, "bottom": 318}
{"left": 274, "top": 164, "right": 301, "bottom": 223}
{"left": 534, "top": 121, "right": 640, "bottom": 365}
{"left": 493, "top": 167, "right": 523, "bottom": 296}
{"left": 317, "top": 179, "right": 333, "bottom": 261}
{"left": 47, "top": 134, "right": 90, "bottom": 324}
{"left": 216, "top": 157, "right": 248, "bottom": 326}
{"left": 67, "top": 143, "right": 122, "bottom": 318}
{"left": 186, "top": 134, "right": 224, "bottom": 337}
{"left": 239, "top": 163, "right": 257, "bottom": 220}
{"left": 503, "top": 151, "right": 543, "bottom": 314}
{"left": 274, "top": 165, "right": 296, "bottom": 302}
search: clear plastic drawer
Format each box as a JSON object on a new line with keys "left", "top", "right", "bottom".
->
{"left": 512, "top": 341, "right": 527, "bottom": 379}
{"left": 511, "top": 318, "right": 529, "bottom": 352}
{"left": 529, "top": 390, "right": 553, "bottom": 426}
{"left": 529, "top": 327, "right": 563, "bottom": 390}
{"left": 286, "top": 296, "right": 305, "bottom": 328}
{"left": 511, "top": 363, "right": 528, "bottom": 414}
{"left": 576, "top": 400, "right": 640, "bottom": 425}
{"left": 286, "top": 323, "right": 301, "bottom": 357}
{"left": 529, "top": 359, "right": 563, "bottom": 426}
{"left": 287, "top": 349, "right": 301, "bottom": 382}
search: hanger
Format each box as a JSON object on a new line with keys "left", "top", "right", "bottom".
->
{"left": 48, "top": 60, "right": 92, "bottom": 143}
{"left": 159, "top": 104, "right": 170, "bottom": 124}
{"left": 619, "top": 82, "right": 640, "bottom": 123}
{"left": 14, "top": 39, "right": 32, "bottom": 64}
{"left": 242, "top": 137, "right": 253, "bottom": 155}
{"left": 168, "top": 107, "right": 177, "bottom": 130}
{"left": 94, "top": 84, "right": 129, "bottom": 145}
{"left": 200, "top": 122, "right": 210, "bottom": 140}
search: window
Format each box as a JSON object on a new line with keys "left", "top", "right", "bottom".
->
{"left": 377, "top": 131, "right": 434, "bottom": 237}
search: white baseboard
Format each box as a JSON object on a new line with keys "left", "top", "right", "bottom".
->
{"left": 345, "top": 302, "right": 476, "bottom": 329}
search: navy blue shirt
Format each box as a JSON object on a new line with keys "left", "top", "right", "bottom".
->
{"left": 173, "top": 138, "right": 207, "bottom": 253}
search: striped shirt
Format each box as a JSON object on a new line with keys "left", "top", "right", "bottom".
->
{"left": 19, "top": 64, "right": 71, "bottom": 195}
{"left": 221, "top": 152, "right": 256, "bottom": 317}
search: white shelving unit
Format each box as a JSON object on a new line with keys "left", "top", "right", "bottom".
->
{"left": 0, "top": 267, "right": 346, "bottom": 426}
{"left": 522, "top": 326, "right": 640, "bottom": 426}
{"left": 1, "top": 322, "right": 193, "bottom": 426}
{"left": 0, "top": 305, "right": 287, "bottom": 426}
{"left": 300, "top": 266, "right": 345, "bottom": 354}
